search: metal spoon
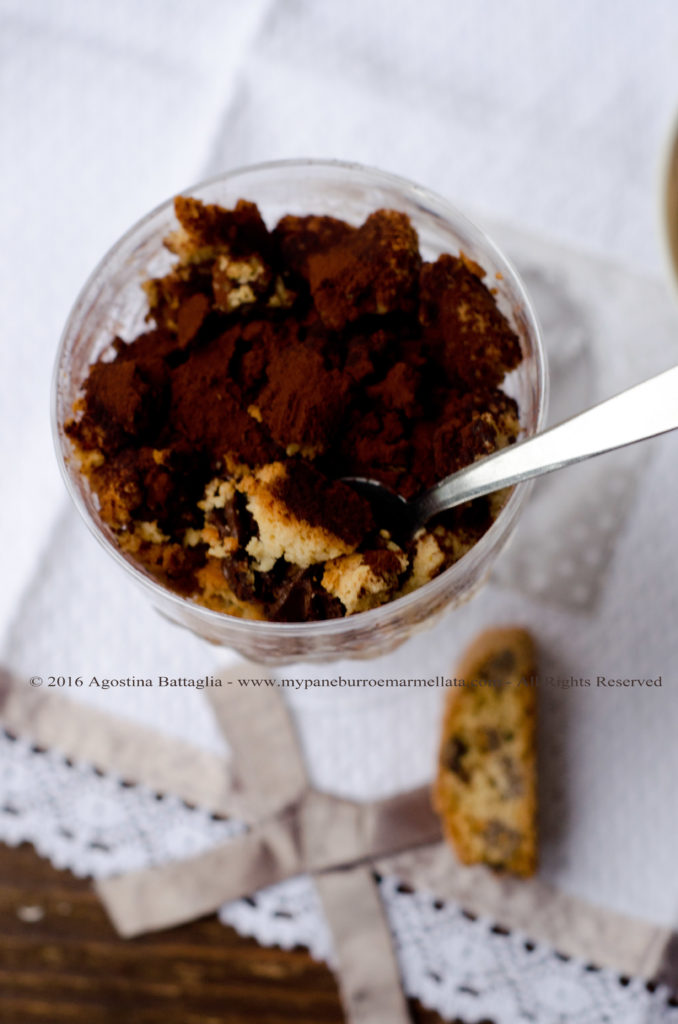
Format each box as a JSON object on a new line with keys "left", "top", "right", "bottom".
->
{"left": 343, "top": 364, "right": 678, "bottom": 538}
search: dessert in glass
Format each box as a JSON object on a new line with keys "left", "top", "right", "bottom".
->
{"left": 53, "top": 160, "right": 547, "bottom": 664}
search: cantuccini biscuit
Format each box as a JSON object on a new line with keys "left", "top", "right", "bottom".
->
{"left": 433, "top": 627, "right": 538, "bottom": 877}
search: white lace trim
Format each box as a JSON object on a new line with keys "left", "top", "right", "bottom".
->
{"left": 0, "top": 730, "right": 244, "bottom": 877}
{"left": 222, "top": 875, "right": 678, "bottom": 1023}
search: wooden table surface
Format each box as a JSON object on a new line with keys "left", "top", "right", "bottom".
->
{"left": 0, "top": 843, "right": 489, "bottom": 1024}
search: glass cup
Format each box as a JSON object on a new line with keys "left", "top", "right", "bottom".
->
{"left": 53, "top": 159, "right": 547, "bottom": 665}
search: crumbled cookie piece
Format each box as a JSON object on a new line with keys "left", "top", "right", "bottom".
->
{"left": 240, "top": 462, "right": 372, "bottom": 572}
{"left": 420, "top": 254, "right": 523, "bottom": 388}
{"left": 432, "top": 627, "right": 538, "bottom": 877}
{"left": 308, "top": 210, "right": 422, "bottom": 330}
{"left": 266, "top": 460, "right": 374, "bottom": 547}
{"left": 322, "top": 547, "right": 407, "bottom": 615}
{"left": 273, "top": 214, "right": 356, "bottom": 278}
{"left": 167, "top": 195, "right": 270, "bottom": 261}
{"left": 118, "top": 530, "right": 205, "bottom": 596}
{"left": 212, "top": 253, "right": 272, "bottom": 312}
{"left": 71, "top": 356, "right": 169, "bottom": 455}
{"left": 195, "top": 557, "right": 266, "bottom": 619}
{"left": 400, "top": 531, "right": 446, "bottom": 595}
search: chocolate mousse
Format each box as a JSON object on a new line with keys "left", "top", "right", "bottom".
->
{"left": 65, "top": 196, "right": 523, "bottom": 621}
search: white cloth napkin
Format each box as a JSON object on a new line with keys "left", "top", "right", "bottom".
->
{"left": 3, "top": 0, "right": 677, "bottom": 643}
{"left": 5, "top": 224, "right": 678, "bottom": 929}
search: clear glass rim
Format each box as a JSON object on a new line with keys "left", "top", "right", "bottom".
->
{"left": 52, "top": 157, "right": 548, "bottom": 639}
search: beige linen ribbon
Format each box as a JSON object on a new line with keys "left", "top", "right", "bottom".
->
{"left": 316, "top": 866, "right": 411, "bottom": 1022}
{"left": 3, "top": 660, "right": 678, "bottom": 1014}
{"left": 97, "top": 787, "right": 439, "bottom": 936}
{"left": 0, "top": 667, "right": 235, "bottom": 814}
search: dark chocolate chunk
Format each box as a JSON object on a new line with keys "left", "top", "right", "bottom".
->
{"left": 478, "top": 649, "right": 517, "bottom": 680}
{"left": 482, "top": 820, "right": 523, "bottom": 863}
{"left": 267, "top": 568, "right": 315, "bottom": 622}
{"left": 440, "top": 736, "right": 470, "bottom": 783}
{"left": 221, "top": 555, "right": 258, "bottom": 603}
{"left": 207, "top": 490, "right": 257, "bottom": 547}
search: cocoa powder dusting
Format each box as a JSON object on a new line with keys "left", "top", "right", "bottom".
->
{"left": 66, "top": 195, "right": 523, "bottom": 620}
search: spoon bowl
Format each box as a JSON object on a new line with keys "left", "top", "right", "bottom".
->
{"left": 340, "top": 477, "right": 419, "bottom": 543}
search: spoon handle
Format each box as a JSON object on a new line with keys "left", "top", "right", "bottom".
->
{"left": 419, "top": 364, "right": 678, "bottom": 520}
